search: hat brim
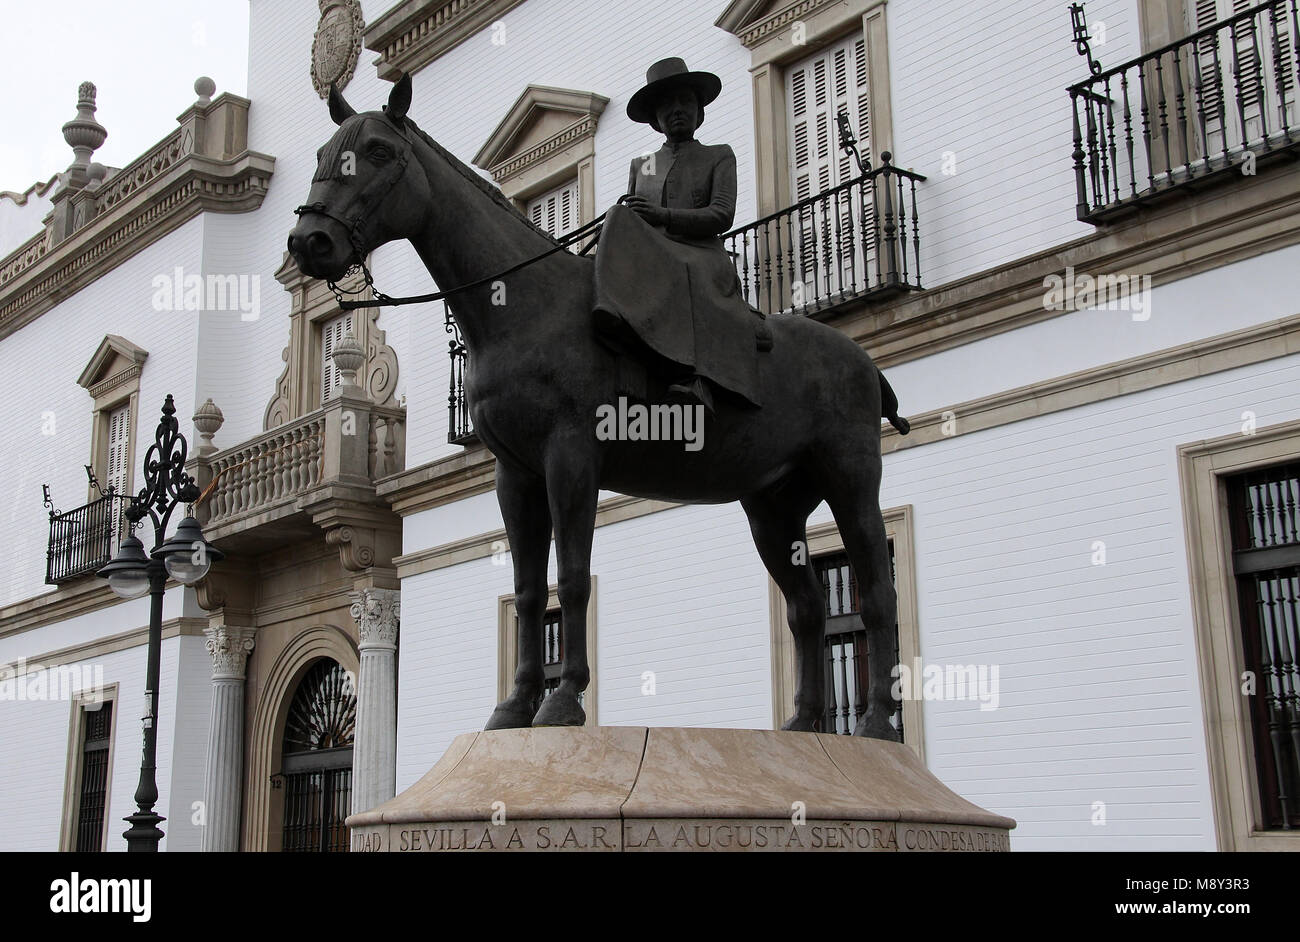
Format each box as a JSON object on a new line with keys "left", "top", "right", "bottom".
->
{"left": 627, "top": 71, "right": 722, "bottom": 124}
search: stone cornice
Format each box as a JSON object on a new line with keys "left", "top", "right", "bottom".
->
{"left": 0, "top": 94, "right": 275, "bottom": 343}
{"left": 490, "top": 116, "right": 600, "bottom": 184}
{"left": 473, "top": 85, "right": 608, "bottom": 183}
{"left": 716, "top": 0, "right": 886, "bottom": 48}
{"left": 364, "top": 0, "right": 529, "bottom": 81}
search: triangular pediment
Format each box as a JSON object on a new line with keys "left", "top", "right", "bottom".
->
{"left": 716, "top": 0, "right": 782, "bottom": 34}
{"left": 77, "top": 334, "right": 148, "bottom": 391}
{"left": 473, "top": 86, "right": 608, "bottom": 173}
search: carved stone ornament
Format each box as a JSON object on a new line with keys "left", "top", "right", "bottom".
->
{"left": 349, "top": 588, "right": 400, "bottom": 648}
{"left": 311, "top": 0, "right": 365, "bottom": 99}
{"left": 205, "top": 625, "right": 256, "bottom": 680}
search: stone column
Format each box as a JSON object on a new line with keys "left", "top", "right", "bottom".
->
{"left": 202, "top": 624, "right": 255, "bottom": 852}
{"left": 349, "top": 588, "right": 400, "bottom": 816}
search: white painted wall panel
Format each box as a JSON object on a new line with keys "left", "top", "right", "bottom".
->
{"left": 0, "top": 216, "right": 203, "bottom": 610}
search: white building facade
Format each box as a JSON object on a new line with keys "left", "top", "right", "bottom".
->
{"left": 0, "top": 0, "right": 1296, "bottom": 852}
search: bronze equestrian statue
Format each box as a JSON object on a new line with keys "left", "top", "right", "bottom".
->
{"left": 288, "top": 64, "right": 912, "bottom": 740}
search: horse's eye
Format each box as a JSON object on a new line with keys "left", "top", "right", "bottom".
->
{"left": 369, "top": 144, "right": 391, "bottom": 161}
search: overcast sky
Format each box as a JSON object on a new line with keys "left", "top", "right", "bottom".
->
{"left": 0, "top": 1, "right": 249, "bottom": 193}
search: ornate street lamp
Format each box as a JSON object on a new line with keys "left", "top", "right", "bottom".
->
{"left": 97, "top": 394, "right": 224, "bottom": 851}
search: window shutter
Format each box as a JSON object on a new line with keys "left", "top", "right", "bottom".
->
{"left": 106, "top": 403, "right": 130, "bottom": 496}
{"left": 787, "top": 33, "right": 871, "bottom": 201}
{"left": 787, "top": 33, "right": 875, "bottom": 298}
{"left": 525, "top": 178, "right": 580, "bottom": 238}
{"left": 321, "top": 313, "right": 352, "bottom": 403}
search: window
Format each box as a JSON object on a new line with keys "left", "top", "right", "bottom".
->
{"left": 279, "top": 659, "right": 355, "bottom": 853}
{"left": 497, "top": 577, "right": 598, "bottom": 725}
{"left": 768, "top": 507, "right": 922, "bottom": 756}
{"left": 815, "top": 544, "right": 902, "bottom": 738}
{"left": 527, "top": 178, "right": 579, "bottom": 238}
{"left": 1187, "top": 0, "right": 1298, "bottom": 153}
{"left": 320, "top": 312, "right": 353, "bottom": 404}
{"left": 716, "top": 0, "right": 894, "bottom": 217}
{"left": 105, "top": 402, "right": 131, "bottom": 548}
{"left": 1226, "top": 462, "right": 1300, "bottom": 830}
{"left": 1179, "top": 418, "right": 1300, "bottom": 849}
{"left": 787, "top": 34, "right": 872, "bottom": 203}
{"left": 59, "top": 685, "right": 118, "bottom": 852}
{"left": 74, "top": 700, "right": 113, "bottom": 851}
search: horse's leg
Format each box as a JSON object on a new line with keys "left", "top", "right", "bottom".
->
{"left": 823, "top": 455, "right": 901, "bottom": 742}
{"left": 742, "top": 480, "right": 825, "bottom": 732}
{"left": 484, "top": 459, "right": 553, "bottom": 730}
{"left": 530, "top": 444, "right": 598, "bottom": 728}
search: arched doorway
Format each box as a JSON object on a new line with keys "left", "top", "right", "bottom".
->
{"left": 280, "top": 658, "right": 356, "bottom": 852}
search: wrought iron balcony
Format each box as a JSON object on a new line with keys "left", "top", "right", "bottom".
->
{"left": 1070, "top": 0, "right": 1300, "bottom": 223}
{"left": 45, "top": 492, "right": 124, "bottom": 585}
{"left": 723, "top": 153, "right": 926, "bottom": 316}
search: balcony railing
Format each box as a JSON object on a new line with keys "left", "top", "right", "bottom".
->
{"left": 45, "top": 493, "right": 123, "bottom": 585}
{"left": 1070, "top": 0, "right": 1300, "bottom": 223}
{"left": 724, "top": 153, "right": 926, "bottom": 316}
{"left": 444, "top": 157, "right": 926, "bottom": 444}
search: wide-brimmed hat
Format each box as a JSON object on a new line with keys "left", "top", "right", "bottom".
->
{"left": 627, "top": 58, "right": 722, "bottom": 127}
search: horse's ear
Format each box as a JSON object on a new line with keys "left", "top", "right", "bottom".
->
{"left": 328, "top": 83, "right": 357, "bottom": 126}
{"left": 385, "top": 73, "right": 412, "bottom": 123}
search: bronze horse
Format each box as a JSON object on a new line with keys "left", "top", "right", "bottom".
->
{"left": 288, "top": 75, "right": 910, "bottom": 739}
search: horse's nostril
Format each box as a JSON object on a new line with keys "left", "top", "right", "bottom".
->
{"left": 307, "top": 231, "right": 333, "bottom": 258}
{"left": 287, "top": 233, "right": 300, "bottom": 255}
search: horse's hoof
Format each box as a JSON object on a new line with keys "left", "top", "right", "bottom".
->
{"left": 531, "top": 689, "right": 586, "bottom": 727}
{"left": 853, "top": 714, "right": 900, "bottom": 742}
{"left": 484, "top": 697, "right": 536, "bottom": 730}
{"left": 780, "top": 711, "right": 819, "bottom": 732}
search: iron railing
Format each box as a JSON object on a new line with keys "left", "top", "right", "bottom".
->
{"left": 445, "top": 305, "right": 475, "bottom": 446}
{"left": 1070, "top": 0, "right": 1300, "bottom": 222}
{"left": 1229, "top": 462, "right": 1300, "bottom": 830}
{"left": 45, "top": 493, "right": 123, "bottom": 585}
{"left": 724, "top": 153, "right": 926, "bottom": 316}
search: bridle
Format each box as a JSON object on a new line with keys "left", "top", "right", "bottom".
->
{"left": 294, "top": 114, "right": 608, "bottom": 312}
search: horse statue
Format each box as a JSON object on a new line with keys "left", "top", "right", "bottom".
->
{"left": 288, "top": 74, "right": 911, "bottom": 740}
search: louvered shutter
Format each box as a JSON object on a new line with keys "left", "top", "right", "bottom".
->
{"left": 1189, "top": 0, "right": 1297, "bottom": 152}
{"left": 321, "top": 312, "right": 352, "bottom": 403}
{"left": 525, "top": 178, "right": 579, "bottom": 238}
{"left": 786, "top": 33, "right": 873, "bottom": 302}
{"left": 106, "top": 402, "right": 131, "bottom": 545}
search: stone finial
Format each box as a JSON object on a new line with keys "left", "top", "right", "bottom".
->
{"left": 332, "top": 329, "right": 366, "bottom": 391}
{"left": 61, "top": 82, "right": 107, "bottom": 181}
{"left": 194, "top": 76, "right": 216, "bottom": 106}
{"left": 193, "top": 398, "right": 225, "bottom": 457}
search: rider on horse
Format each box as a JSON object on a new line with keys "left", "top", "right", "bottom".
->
{"left": 594, "top": 58, "right": 772, "bottom": 411}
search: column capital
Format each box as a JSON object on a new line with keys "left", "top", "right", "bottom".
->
{"left": 349, "top": 588, "right": 400, "bottom": 649}
{"left": 204, "top": 624, "right": 256, "bottom": 680}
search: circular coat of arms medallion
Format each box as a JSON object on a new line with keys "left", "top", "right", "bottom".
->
{"left": 311, "top": 0, "right": 365, "bottom": 98}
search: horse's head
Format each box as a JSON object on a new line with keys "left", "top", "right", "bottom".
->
{"left": 288, "top": 74, "right": 431, "bottom": 282}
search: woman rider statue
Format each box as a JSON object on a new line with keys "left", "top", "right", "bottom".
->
{"left": 594, "top": 58, "right": 769, "bottom": 412}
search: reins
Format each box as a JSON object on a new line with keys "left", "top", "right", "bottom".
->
{"left": 324, "top": 210, "right": 609, "bottom": 311}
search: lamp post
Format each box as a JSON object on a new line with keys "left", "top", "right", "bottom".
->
{"left": 97, "top": 394, "right": 224, "bottom": 852}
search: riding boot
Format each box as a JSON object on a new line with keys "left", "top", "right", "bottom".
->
{"left": 666, "top": 374, "right": 715, "bottom": 413}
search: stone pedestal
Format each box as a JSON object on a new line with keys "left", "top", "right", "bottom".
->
{"left": 347, "top": 726, "right": 1014, "bottom": 852}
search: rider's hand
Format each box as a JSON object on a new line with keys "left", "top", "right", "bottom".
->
{"left": 624, "top": 195, "right": 668, "bottom": 226}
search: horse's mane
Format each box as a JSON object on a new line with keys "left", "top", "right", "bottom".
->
{"left": 402, "top": 117, "right": 562, "bottom": 248}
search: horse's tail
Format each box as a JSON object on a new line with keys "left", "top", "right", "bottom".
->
{"left": 878, "top": 368, "right": 910, "bottom": 435}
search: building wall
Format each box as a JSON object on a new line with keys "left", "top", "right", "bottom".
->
{"left": 0, "top": 216, "right": 203, "bottom": 610}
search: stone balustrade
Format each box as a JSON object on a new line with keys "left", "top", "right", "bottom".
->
{"left": 191, "top": 395, "right": 407, "bottom": 540}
